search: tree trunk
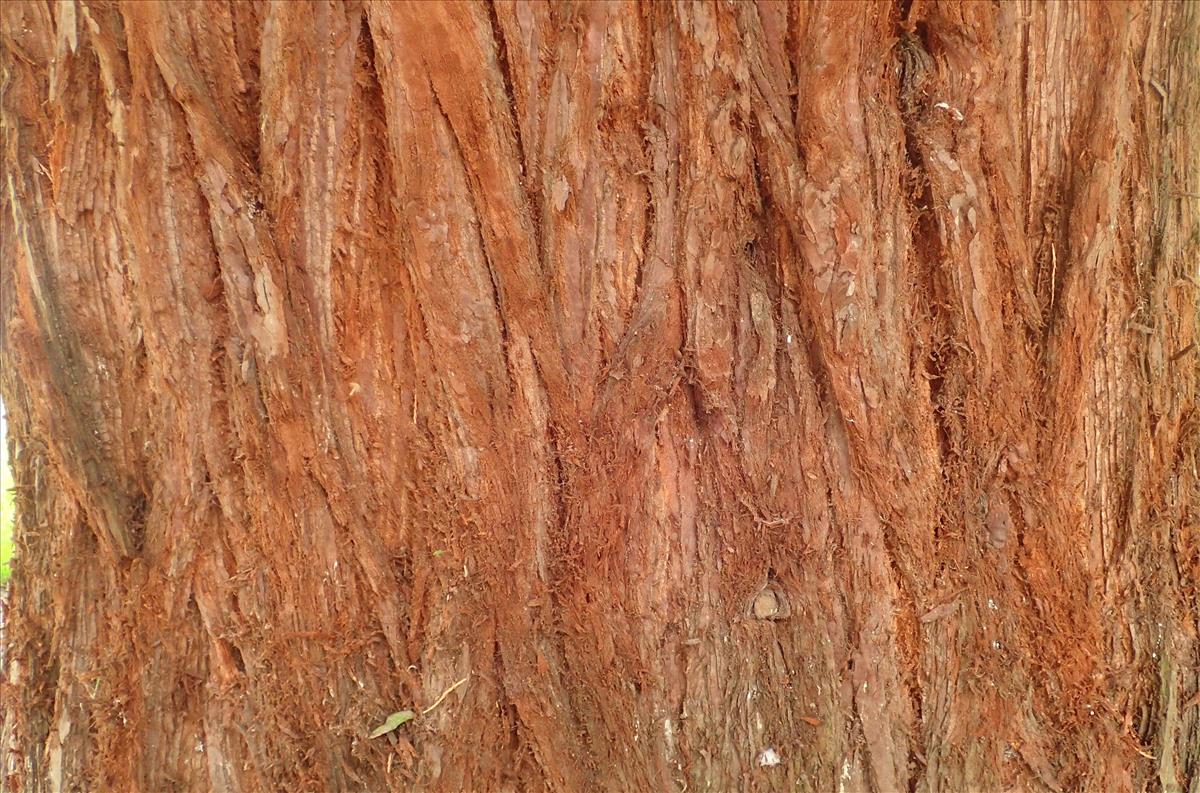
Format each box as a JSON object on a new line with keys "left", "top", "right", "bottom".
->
{"left": 2, "top": 1, "right": 1197, "bottom": 791}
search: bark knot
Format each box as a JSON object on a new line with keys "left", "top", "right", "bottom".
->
{"left": 751, "top": 585, "right": 790, "bottom": 620}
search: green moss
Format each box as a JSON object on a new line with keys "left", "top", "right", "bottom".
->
{"left": 1, "top": 458, "right": 12, "bottom": 584}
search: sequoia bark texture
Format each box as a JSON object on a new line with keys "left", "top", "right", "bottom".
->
{"left": 2, "top": 1, "right": 1198, "bottom": 792}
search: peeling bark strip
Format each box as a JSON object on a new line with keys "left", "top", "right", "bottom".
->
{"left": 1, "top": 1, "right": 1197, "bottom": 791}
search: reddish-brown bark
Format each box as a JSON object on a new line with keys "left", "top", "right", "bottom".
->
{"left": 1, "top": 2, "right": 1197, "bottom": 791}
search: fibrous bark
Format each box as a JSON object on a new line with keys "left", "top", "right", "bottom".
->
{"left": 2, "top": 2, "right": 1197, "bottom": 791}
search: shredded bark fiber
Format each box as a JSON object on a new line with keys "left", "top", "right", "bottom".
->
{"left": 1, "top": 2, "right": 1197, "bottom": 791}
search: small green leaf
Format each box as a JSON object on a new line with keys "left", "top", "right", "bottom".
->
{"left": 369, "top": 709, "right": 415, "bottom": 738}
{"left": 432, "top": 549, "right": 445, "bottom": 557}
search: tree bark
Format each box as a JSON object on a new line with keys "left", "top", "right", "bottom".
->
{"left": 2, "top": 1, "right": 1197, "bottom": 791}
